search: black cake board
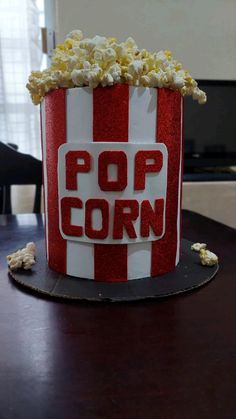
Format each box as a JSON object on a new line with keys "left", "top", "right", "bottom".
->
{"left": 9, "top": 239, "right": 219, "bottom": 302}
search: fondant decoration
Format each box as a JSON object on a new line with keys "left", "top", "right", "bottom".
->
{"left": 98, "top": 151, "right": 128, "bottom": 191}
{"left": 93, "top": 85, "right": 129, "bottom": 142}
{"left": 61, "top": 197, "right": 83, "bottom": 237}
{"left": 66, "top": 150, "right": 91, "bottom": 190}
{"left": 113, "top": 199, "right": 139, "bottom": 239}
{"left": 151, "top": 88, "right": 182, "bottom": 276}
{"left": 140, "top": 199, "right": 164, "bottom": 238}
{"left": 85, "top": 199, "right": 109, "bottom": 239}
{"left": 134, "top": 150, "right": 163, "bottom": 190}
{"left": 41, "top": 85, "right": 183, "bottom": 281}
{"left": 43, "top": 88, "right": 67, "bottom": 274}
{"left": 58, "top": 142, "right": 167, "bottom": 244}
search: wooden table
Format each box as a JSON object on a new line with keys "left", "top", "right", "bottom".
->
{"left": 0, "top": 211, "right": 235, "bottom": 419}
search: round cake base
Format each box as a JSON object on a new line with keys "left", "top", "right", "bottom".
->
{"left": 9, "top": 239, "right": 218, "bottom": 302}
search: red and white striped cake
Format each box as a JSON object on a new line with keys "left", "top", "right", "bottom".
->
{"left": 41, "top": 84, "right": 183, "bottom": 282}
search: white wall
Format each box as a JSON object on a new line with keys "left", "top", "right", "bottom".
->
{"left": 182, "top": 182, "right": 236, "bottom": 229}
{"left": 55, "top": 0, "right": 236, "bottom": 80}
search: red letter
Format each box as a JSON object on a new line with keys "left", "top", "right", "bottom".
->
{"left": 98, "top": 151, "right": 127, "bottom": 191}
{"left": 113, "top": 200, "right": 139, "bottom": 239}
{"left": 61, "top": 197, "right": 83, "bottom": 237}
{"left": 134, "top": 150, "right": 163, "bottom": 190}
{"left": 85, "top": 199, "right": 109, "bottom": 239}
{"left": 140, "top": 199, "right": 164, "bottom": 237}
{"left": 66, "top": 150, "right": 91, "bottom": 190}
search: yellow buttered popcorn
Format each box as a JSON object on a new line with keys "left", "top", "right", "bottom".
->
{"left": 199, "top": 249, "right": 219, "bottom": 266}
{"left": 26, "top": 30, "right": 207, "bottom": 105}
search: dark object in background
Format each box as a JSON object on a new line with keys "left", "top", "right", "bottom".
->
{"left": 184, "top": 80, "right": 236, "bottom": 181}
{"left": 0, "top": 142, "right": 42, "bottom": 214}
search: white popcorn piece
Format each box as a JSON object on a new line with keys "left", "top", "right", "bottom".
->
{"left": 6, "top": 242, "right": 36, "bottom": 271}
{"left": 191, "top": 242, "right": 207, "bottom": 252}
{"left": 172, "top": 72, "right": 185, "bottom": 89}
{"left": 80, "top": 35, "right": 107, "bottom": 51}
{"left": 26, "top": 242, "right": 36, "bottom": 255}
{"left": 101, "top": 72, "right": 114, "bottom": 86}
{"left": 103, "top": 47, "right": 117, "bottom": 62}
{"left": 124, "top": 37, "right": 137, "bottom": 50}
{"left": 128, "top": 60, "right": 145, "bottom": 77}
{"left": 71, "top": 69, "right": 85, "bottom": 86}
{"left": 108, "top": 64, "right": 121, "bottom": 81}
{"left": 66, "top": 30, "right": 83, "bottom": 41}
{"left": 199, "top": 249, "right": 219, "bottom": 267}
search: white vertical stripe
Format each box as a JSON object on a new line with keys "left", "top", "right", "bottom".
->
{"left": 128, "top": 87, "right": 157, "bottom": 143}
{"left": 128, "top": 242, "right": 151, "bottom": 279}
{"left": 66, "top": 87, "right": 93, "bottom": 142}
{"left": 127, "top": 86, "right": 158, "bottom": 279}
{"left": 67, "top": 241, "right": 94, "bottom": 279}
{"left": 41, "top": 100, "right": 49, "bottom": 258}
{"left": 175, "top": 98, "right": 183, "bottom": 265}
{"left": 66, "top": 87, "right": 95, "bottom": 279}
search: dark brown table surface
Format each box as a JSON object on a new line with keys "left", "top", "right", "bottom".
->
{"left": 0, "top": 210, "right": 235, "bottom": 419}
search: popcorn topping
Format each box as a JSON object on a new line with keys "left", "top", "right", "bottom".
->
{"left": 27, "top": 30, "right": 207, "bottom": 105}
{"left": 6, "top": 242, "right": 36, "bottom": 271}
{"left": 199, "top": 249, "right": 219, "bottom": 267}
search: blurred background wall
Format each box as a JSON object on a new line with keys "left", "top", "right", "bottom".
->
{"left": 55, "top": 0, "right": 236, "bottom": 80}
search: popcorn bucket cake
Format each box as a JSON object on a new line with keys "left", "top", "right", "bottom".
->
{"left": 27, "top": 30, "right": 208, "bottom": 285}
{"left": 41, "top": 85, "right": 182, "bottom": 281}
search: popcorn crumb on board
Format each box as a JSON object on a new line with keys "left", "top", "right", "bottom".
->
{"left": 191, "top": 242, "right": 207, "bottom": 252}
{"left": 26, "top": 30, "right": 207, "bottom": 105}
{"left": 6, "top": 242, "right": 36, "bottom": 271}
{"left": 199, "top": 249, "right": 218, "bottom": 267}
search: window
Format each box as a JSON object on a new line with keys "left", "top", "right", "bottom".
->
{"left": 0, "top": 0, "right": 46, "bottom": 159}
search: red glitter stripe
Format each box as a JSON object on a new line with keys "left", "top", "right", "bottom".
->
{"left": 40, "top": 105, "right": 48, "bottom": 259}
{"left": 179, "top": 100, "right": 184, "bottom": 257}
{"left": 45, "top": 89, "right": 67, "bottom": 274}
{"left": 93, "top": 85, "right": 129, "bottom": 281}
{"left": 94, "top": 244, "right": 128, "bottom": 282}
{"left": 93, "top": 84, "right": 129, "bottom": 142}
{"left": 151, "top": 88, "right": 182, "bottom": 276}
